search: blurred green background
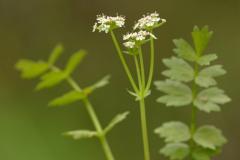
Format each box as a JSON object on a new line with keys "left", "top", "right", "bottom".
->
{"left": 0, "top": 0, "right": 239, "bottom": 159}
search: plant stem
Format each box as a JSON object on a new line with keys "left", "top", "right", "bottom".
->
{"left": 190, "top": 61, "right": 200, "bottom": 148}
{"left": 84, "top": 98, "right": 115, "bottom": 160}
{"left": 51, "top": 66, "right": 115, "bottom": 160}
{"left": 145, "top": 35, "right": 155, "bottom": 92}
{"left": 139, "top": 47, "right": 146, "bottom": 89}
{"left": 134, "top": 56, "right": 142, "bottom": 89}
{"left": 139, "top": 97, "right": 150, "bottom": 160}
{"left": 110, "top": 31, "right": 139, "bottom": 93}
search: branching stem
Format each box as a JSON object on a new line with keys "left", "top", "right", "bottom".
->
{"left": 51, "top": 66, "right": 115, "bottom": 160}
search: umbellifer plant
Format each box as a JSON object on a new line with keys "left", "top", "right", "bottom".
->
{"left": 154, "top": 26, "right": 231, "bottom": 160}
{"left": 15, "top": 12, "right": 230, "bottom": 160}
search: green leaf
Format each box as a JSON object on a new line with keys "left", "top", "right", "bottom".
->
{"left": 64, "top": 130, "right": 98, "bottom": 140}
{"left": 197, "top": 54, "right": 218, "bottom": 66}
{"left": 84, "top": 75, "right": 111, "bottom": 95}
{"left": 49, "top": 91, "right": 85, "bottom": 107}
{"left": 48, "top": 44, "right": 64, "bottom": 65}
{"left": 194, "top": 87, "right": 231, "bottom": 113}
{"left": 173, "top": 38, "right": 197, "bottom": 62}
{"left": 192, "top": 147, "right": 220, "bottom": 160}
{"left": 104, "top": 111, "right": 130, "bottom": 134}
{"left": 162, "top": 57, "right": 194, "bottom": 82}
{"left": 195, "top": 65, "right": 226, "bottom": 88}
{"left": 65, "top": 50, "right": 87, "bottom": 75}
{"left": 192, "top": 149, "right": 211, "bottom": 160}
{"left": 193, "top": 125, "right": 227, "bottom": 149}
{"left": 155, "top": 80, "right": 192, "bottom": 107}
{"left": 160, "top": 143, "right": 190, "bottom": 160}
{"left": 15, "top": 59, "right": 49, "bottom": 79}
{"left": 36, "top": 71, "right": 67, "bottom": 90}
{"left": 155, "top": 121, "right": 191, "bottom": 143}
{"left": 192, "top": 26, "right": 213, "bottom": 54}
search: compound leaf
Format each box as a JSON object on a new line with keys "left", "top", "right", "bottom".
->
{"left": 49, "top": 90, "right": 85, "bottom": 107}
{"left": 64, "top": 130, "right": 98, "bottom": 140}
{"left": 195, "top": 65, "right": 226, "bottom": 88}
{"left": 155, "top": 121, "right": 191, "bottom": 143}
{"left": 104, "top": 111, "right": 130, "bottom": 134}
{"left": 194, "top": 87, "right": 231, "bottom": 113}
{"left": 193, "top": 125, "right": 227, "bottom": 150}
{"left": 48, "top": 44, "right": 64, "bottom": 65}
{"left": 192, "top": 26, "right": 213, "bottom": 54}
{"left": 197, "top": 54, "right": 218, "bottom": 66}
{"left": 160, "top": 143, "right": 190, "bottom": 160}
{"left": 173, "top": 38, "right": 197, "bottom": 62}
{"left": 162, "top": 57, "right": 194, "bottom": 82}
{"left": 15, "top": 59, "right": 49, "bottom": 79}
{"left": 155, "top": 80, "right": 192, "bottom": 107}
{"left": 36, "top": 71, "right": 67, "bottom": 90}
{"left": 65, "top": 50, "right": 87, "bottom": 75}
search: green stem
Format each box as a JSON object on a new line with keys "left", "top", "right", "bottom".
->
{"left": 145, "top": 35, "right": 155, "bottom": 92}
{"left": 139, "top": 47, "right": 146, "bottom": 90}
{"left": 51, "top": 66, "right": 115, "bottom": 160}
{"left": 110, "top": 31, "right": 139, "bottom": 93}
{"left": 134, "top": 56, "right": 142, "bottom": 90}
{"left": 136, "top": 48, "right": 151, "bottom": 160}
{"left": 140, "top": 97, "right": 150, "bottom": 160}
{"left": 190, "top": 60, "right": 200, "bottom": 149}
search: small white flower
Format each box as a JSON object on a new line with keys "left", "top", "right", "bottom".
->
{"left": 123, "top": 41, "right": 136, "bottom": 49}
{"left": 134, "top": 12, "right": 166, "bottom": 30}
{"left": 93, "top": 14, "right": 125, "bottom": 33}
{"left": 123, "top": 30, "right": 156, "bottom": 49}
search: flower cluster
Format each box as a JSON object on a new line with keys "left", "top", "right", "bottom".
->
{"left": 93, "top": 14, "right": 125, "bottom": 33}
{"left": 123, "top": 30, "right": 156, "bottom": 49}
{"left": 133, "top": 12, "right": 166, "bottom": 30}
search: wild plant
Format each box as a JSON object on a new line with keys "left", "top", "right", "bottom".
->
{"left": 93, "top": 12, "right": 166, "bottom": 160}
{"left": 15, "top": 46, "right": 129, "bottom": 160}
{"left": 154, "top": 26, "right": 231, "bottom": 160}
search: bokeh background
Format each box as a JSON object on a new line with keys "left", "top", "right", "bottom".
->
{"left": 0, "top": 0, "right": 239, "bottom": 159}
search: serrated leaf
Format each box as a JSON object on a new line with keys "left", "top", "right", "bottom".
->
{"left": 160, "top": 143, "right": 190, "bottom": 160}
{"left": 15, "top": 59, "right": 49, "bottom": 79}
{"left": 65, "top": 50, "right": 87, "bottom": 75}
{"left": 155, "top": 121, "right": 191, "bottom": 143}
{"left": 162, "top": 57, "right": 194, "bottom": 82}
{"left": 155, "top": 80, "right": 192, "bottom": 107}
{"left": 104, "top": 111, "right": 130, "bottom": 134}
{"left": 194, "top": 87, "right": 231, "bottom": 113}
{"left": 48, "top": 44, "right": 64, "bottom": 65}
{"left": 195, "top": 65, "right": 226, "bottom": 88}
{"left": 193, "top": 125, "right": 227, "bottom": 149}
{"left": 197, "top": 54, "right": 218, "bottom": 66}
{"left": 64, "top": 130, "right": 98, "bottom": 140}
{"left": 84, "top": 75, "right": 111, "bottom": 95}
{"left": 192, "top": 26, "right": 213, "bottom": 54}
{"left": 49, "top": 91, "right": 85, "bottom": 107}
{"left": 173, "top": 39, "right": 197, "bottom": 62}
{"left": 36, "top": 71, "right": 67, "bottom": 90}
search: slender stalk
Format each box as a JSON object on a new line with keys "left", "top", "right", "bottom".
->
{"left": 139, "top": 47, "right": 146, "bottom": 89}
{"left": 110, "top": 31, "right": 139, "bottom": 93}
{"left": 51, "top": 66, "right": 115, "bottom": 160}
{"left": 145, "top": 36, "right": 155, "bottom": 92}
{"left": 134, "top": 56, "right": 142, "bottom": 89}
{"left": 190, "top": 57, "right": 200, "bottom": 149}
{"left": 139, "top": 97, "right": 150, "bottom": 160}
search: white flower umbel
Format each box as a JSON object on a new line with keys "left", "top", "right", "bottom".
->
{"left": 123, "top": 30, "right": 156, "bottom": 49}
{"left": 134, "top": 12, "right": 166, "bottom": 30}
{"left": 93, "top": 14, "right": 125, "bottom": 33}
